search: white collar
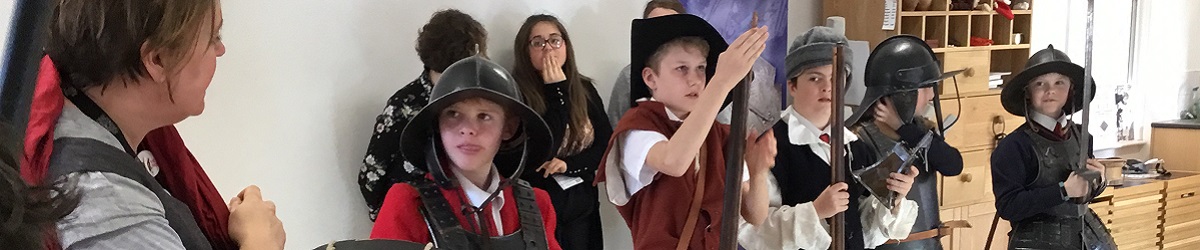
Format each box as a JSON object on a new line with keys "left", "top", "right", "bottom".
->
{"left": 1029, "top": 111, "right": 1068, "bottom": 131}
{"left": 637, "top": 98, "right": 684, "bottom": 122}
{"left": 782, "top": 106, "right": 858, "bottom": 146}
{"left": 450, "top": 165, "right": 503, "bottom": 208}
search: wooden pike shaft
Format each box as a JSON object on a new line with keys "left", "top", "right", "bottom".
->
{"left": 829, "top": 43, "right": 848, "bottom": 250}
{"left": 718, "top": 13, "right": 759, "bottom": 250}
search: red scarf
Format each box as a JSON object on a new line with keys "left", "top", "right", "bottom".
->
{"left": 21, "top": 56, "right": 237, "bottom": 250}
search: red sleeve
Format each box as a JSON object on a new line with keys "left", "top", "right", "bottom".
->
{"left": 369, "top": 184, "right": 431, "bottom": 243}
{"left": 533, "top": 188, "right": 562, "bottom": 250}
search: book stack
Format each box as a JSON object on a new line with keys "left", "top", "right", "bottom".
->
{"left": 990, "top": 72, "right": 1011, "bottom": 89}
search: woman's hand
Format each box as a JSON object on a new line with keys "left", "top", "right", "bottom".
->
{"left": 228, "top": 185, "right": 286, "bottom": 250}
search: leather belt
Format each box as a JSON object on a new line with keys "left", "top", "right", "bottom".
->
{"left": 884, "top": 220, "right": 971, "bottom": 244}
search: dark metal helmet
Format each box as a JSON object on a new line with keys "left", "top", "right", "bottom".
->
{"left": 848, "top": 35, "right": 961, "bottom": 125}
{"left": 1000, "top": 45, "right": 1096, "bottom": 117}
{"left": 399, "top": 56, "right": 553, "bottom": 188}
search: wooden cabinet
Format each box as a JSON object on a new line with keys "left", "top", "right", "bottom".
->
{"left": 939, "top": 94, "right": 1023, "bottom": 151}
{"left": 1086, "top": 173, "right": 1200, "bottom": 249}
{"left": 939, "top": 150, "right": 989, "bottom": 208}
{"left": 1164, "top": 174, "right": 1200, "bottom": 249}
{"left": 1106, "top": 181, "right": 1165, "bottom": 249}
{"left": 939, "top": 204, "right": 1009, "bottom": 250}
{"left": 939, "top": 50, "right": 992, "bottom": 93}
{"left": 1151, "top": 120, "right": 1200, "bottom": 173}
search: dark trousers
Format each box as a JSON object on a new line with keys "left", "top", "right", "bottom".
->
{"left": 545, "top": 180, "right": 603, "bottom": 250}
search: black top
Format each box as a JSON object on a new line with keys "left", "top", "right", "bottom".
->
{"left": 894, "top": 123, "right": 963, "bottom": 176}
{"left": 359, "top": 72, "right": 433, "bottom": 220}
{"left": 770, "top": 121, "right": 877, "bottom": 250}
{"left": 498, "top": 80, "right": 612, "bottom": 189}
{"left": 991, "top": 123, "right": 1102, "bottom": 222}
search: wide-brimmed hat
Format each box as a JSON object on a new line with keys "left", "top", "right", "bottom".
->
{"left": 628, "top": 14, "right": 730, "bottom": 107}
{"left": 1000, "top": 45, "right": 1096, "bottom": 117}
{"left": 399, "top": 56, "right": 553, "bottom": 186}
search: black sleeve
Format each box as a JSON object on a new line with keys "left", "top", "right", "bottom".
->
{"left": 991, "top": 132, "right": 1068, "bottom": 221}
{"left": 561, "top": 82, "right": 614, "bottom": 181}
{"left": 1084, "top": 130, "right": 1106, "bottom": 200}
{"left": 896, "top": 123, "right": 964, "bottom": 176}
{"left": 358, "top": 91, "right": 414, "bottom": 220}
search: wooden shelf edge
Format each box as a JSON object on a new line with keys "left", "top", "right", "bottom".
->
{"left": 941, "top": 88, "right": 1003, "bottom": 100}
{"left": 932, "top": 44, "right": 1031, "bottom": 53}
{"left": 901, "top": 10, "right": 1033, "bottom": 17}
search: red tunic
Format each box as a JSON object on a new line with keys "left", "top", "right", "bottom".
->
{"left": 369, "top": 177, "right": 561, "bottom": 250}
{"left": 595, "top": 101, "right": 732, "bottom": 250}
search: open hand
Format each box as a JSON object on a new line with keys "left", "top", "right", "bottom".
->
{"left": 713, "top": 26, "right": 769, "bottom": 90}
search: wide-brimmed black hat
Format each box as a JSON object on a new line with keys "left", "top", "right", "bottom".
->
{"left": 848, "top": 35, "right": 962, "bottom": 125}
{"left": 400, "top": 56, "right": 553, "bottom": 187}
{"left": 629, "top": 14, "right": 730, "bottom": 106}
{"left": 1001, "top": 45, "right": 1096, "bottom": 117}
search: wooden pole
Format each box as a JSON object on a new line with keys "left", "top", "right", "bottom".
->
{"left": 829, "top": 43, "right": 848, "bottom": 250}
{"left": 718, "top": 13, "right": 759, "bottom": 250}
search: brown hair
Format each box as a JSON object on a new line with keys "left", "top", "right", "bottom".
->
{"left": 644, "top": 0, "right": 687, "bottom": 18}
{"left": 47, "top": 0, "right": 220, "bottom": 91}
{"left": 646, "top": 36, "right": 710, "bottom": 72}
{"left": 511, "top": 15, "right": 594, "bottom": 156}
{"left": 417, "top": 9, "right": 488, "bottom": 73}
{"left": 0, "top": 123, "right": 79, "bottom": 250}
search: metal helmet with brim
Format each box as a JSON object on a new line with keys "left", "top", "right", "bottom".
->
{"left": 1000, "top": 45, "right": 1096, "bottom": 117}
{"left": 848, "top": 35, "right": 963, "bottom": 128}
{"left": 398, "top": 56, "right": 553, "bottom": 193}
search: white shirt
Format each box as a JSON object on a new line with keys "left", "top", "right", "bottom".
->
{"left": 602, "top": 100, "right": 747, "bottom": 206}
{"left": 450, "top": 165, "right": 504, "bottom": 236}
{"left": 782, "top": 106, "right": 860, "bottom": 163}
{"left": 736, "top": 106, "right": 920, "bottom": 249}
{"left": 1030, "top": 111, "right": 1069, "bottom": 132}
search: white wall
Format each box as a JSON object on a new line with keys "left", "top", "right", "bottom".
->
{"left": 0, "top": 1, "right": 13, "bottom": 61}
{"left": 176, "top": 1, "right": 650, "bottom": 249}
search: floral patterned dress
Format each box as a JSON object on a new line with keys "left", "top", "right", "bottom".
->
{"left": 359, "top": 72, "right": 432, "bottom": 220}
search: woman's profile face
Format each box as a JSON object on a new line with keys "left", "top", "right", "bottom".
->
{"left": 165, "top": 2, "right": 226, "bottom": 118}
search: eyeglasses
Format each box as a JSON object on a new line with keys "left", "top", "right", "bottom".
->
{"left": 530, "top": 36, "right": 564, "bottom": 50}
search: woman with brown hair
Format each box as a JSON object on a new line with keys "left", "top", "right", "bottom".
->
{"left": 22, "top": 0, "right": 285, "bottom": 249}
{"left": 507, "top": 14, "right": 611, "bottom": 250}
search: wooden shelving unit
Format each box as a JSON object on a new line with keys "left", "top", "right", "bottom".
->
{"left": 823, "top": 1, "right": 1037, "bottom": 249}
